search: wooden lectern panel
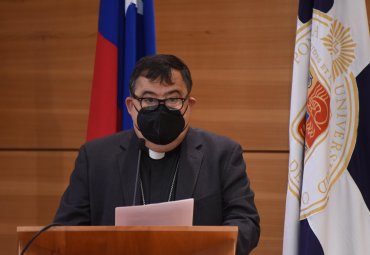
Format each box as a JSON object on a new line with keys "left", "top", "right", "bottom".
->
{"left": 17, "top": 226, "right": 238, "bottom": 255}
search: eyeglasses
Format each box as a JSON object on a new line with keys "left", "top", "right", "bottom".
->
{"left": 131, "top": 94, "right": 189, "bottom": 111}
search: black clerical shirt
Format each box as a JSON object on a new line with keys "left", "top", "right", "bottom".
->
{"left": 139, "top": 146, "right": 180, "bottom": 205}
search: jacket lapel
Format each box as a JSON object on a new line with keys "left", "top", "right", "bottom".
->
{"left": 117, "top": 131, "right": 141, "bottom": 206}
{"left": 175, "top": 128, "right": 204, "bottom": 200}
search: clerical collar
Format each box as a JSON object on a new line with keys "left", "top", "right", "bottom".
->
{"left": 148, "top": 149, "right": 165, "bottom": 160}
{"left": 141, "top": 144, "right": 181, "bottom": 160}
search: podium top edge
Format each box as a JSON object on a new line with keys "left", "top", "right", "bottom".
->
{"left": 17, "top": 225, "right": 238, "bottom": 233}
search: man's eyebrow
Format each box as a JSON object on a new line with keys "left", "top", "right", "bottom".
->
{"left": 164, "top": 89, "right": 182, "bottom": 97}
{"left": 139, "top": 89, "right": 183, "bottom": 97}
{"left": 140, "top": 90, "right": 157, "bottom": 97}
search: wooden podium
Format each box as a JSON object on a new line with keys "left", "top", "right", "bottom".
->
{"left": 17, "top": 226, "right": 238, "bottom": 255}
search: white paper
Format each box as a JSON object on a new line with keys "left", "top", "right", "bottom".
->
{"left": 115, "top": 198, "right": 194, "bottom": 226}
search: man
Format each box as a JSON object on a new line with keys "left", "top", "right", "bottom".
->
{"left": 54, "top": 54, "right": 260, "bottom": 254}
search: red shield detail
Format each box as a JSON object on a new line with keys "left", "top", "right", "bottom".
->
{"left": 305, "top": 81, "right": 330, "bottom": 148}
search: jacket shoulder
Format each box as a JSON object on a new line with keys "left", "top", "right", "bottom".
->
{"left": 187, "top": 128, "right": 243, "bottom": 153}
{"left": 188, "top": 128, "right": 242, "bottom": 150}
{"left": 82, "top": 130, "right": 134, "bottom": 153}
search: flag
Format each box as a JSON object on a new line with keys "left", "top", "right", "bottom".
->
{"left": 283, "top": 0, "right": 370, "bottom": 254}
{"left": 86, "top": 0, "right": 156, "bottom": 141}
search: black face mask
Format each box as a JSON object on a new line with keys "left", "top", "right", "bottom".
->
{"left": 136, "top": 104, "right": 187, "bottom": 145}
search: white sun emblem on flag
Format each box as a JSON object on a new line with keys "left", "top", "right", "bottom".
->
{"left": 321, "top": 19, "right": 356, "bottom": 80}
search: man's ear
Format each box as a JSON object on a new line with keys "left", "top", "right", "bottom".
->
{"left": 188, "top": 97, "right": 196, "bottom": 107}
{"left": 125, "top": 97, "right": 134, "bottom": 115}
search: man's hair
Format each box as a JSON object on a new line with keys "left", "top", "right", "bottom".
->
{"left": 129, "top": 54, "right": 192, "bottom": 94}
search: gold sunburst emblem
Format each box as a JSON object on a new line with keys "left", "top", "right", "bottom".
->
{"left": 321, "top": 19, "right": 356, "bottom": 80}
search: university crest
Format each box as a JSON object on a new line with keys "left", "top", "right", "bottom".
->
{"left": 288, "top": 9, "right": 359, "bottom": 219}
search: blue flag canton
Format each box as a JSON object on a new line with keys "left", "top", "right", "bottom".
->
{"left": 118, "top": 0, "right": 156, "bottom": 130}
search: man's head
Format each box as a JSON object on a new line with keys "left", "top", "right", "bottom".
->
{"left": 129, "top": 54, "right": 192, "bottom": 94}
{"left": 126, "top": 54, "right": 196, "bottom": 152}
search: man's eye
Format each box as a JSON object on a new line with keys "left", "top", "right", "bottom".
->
{"left": 143, "top": 98, "right": 156, "bottom": 103}
{"left": 167, "top": 98, "right": 179, "bottom": 103}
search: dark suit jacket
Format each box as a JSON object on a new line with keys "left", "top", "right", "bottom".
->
{"left": 54, "top": 128, "right": 260, "bottom": 254}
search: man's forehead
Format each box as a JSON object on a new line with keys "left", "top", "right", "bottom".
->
{"left": 136, "top": 84, "right": 185, "bottom": 96}
{"left": 135, "top": 73, "right": 187, "bottom": 92}
{"left": 140, "top": 69, "right": 182, "bottom": 83}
